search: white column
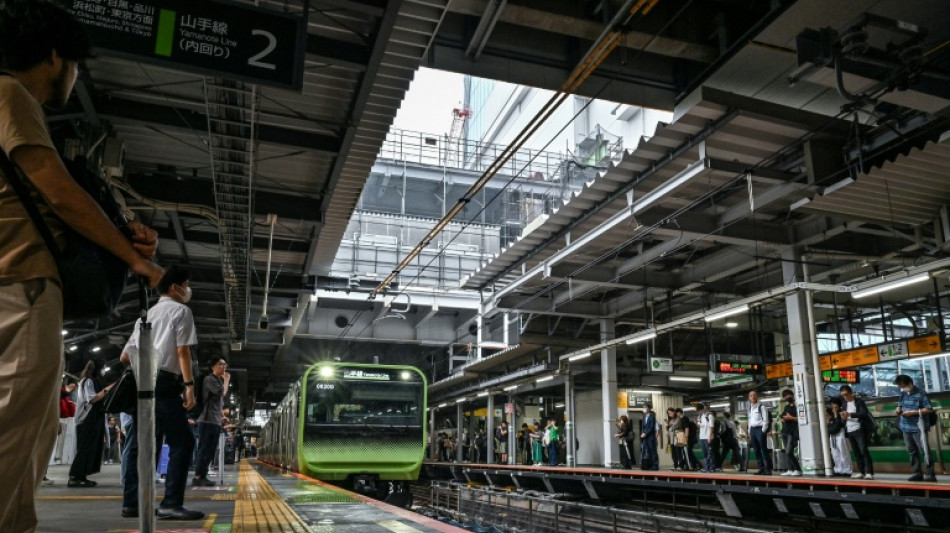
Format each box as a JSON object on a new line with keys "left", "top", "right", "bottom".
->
{"left": 783, "top": 247, "right": 832, "bottom": 475}
{"left": 601, "top": 319, "right": 619, "bottom": 467}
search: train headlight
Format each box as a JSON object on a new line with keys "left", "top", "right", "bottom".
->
{"left": 401, "top": 371, "right": 411, "bottom": 380}
{"left": 319, "top": 366, "right": 334, "bottom": 378}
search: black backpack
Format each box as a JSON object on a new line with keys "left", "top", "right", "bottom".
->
{"left": 188, "top": 373, "right": 208, "bottom": 419}
{"left": 0, "top": 151, "right": 129, "bottom": 320}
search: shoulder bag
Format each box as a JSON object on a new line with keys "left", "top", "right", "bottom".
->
{"left": 0, "top": 150, "right": 130, "bottom": 320}
{"left": 102, "top": 368, "right": 137, "bottom": 414}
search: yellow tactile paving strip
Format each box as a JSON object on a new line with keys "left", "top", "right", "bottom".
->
{"left": 233, "top": 460, "right": 310, "bottom": 533}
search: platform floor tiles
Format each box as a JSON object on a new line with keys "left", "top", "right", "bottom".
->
{"left": 35, "top": 460, "right": 463, "bottom": 533}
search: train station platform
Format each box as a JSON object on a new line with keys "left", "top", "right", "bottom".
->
{"left": 423, "top": 461, "right": 950, "bottom": 531}
{"left": 35, "top": 460, "right": 466, "bottom": 533}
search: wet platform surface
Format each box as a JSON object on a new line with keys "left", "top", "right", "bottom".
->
{"left": 36, "top": 460, "right": 465, "bottom": 533}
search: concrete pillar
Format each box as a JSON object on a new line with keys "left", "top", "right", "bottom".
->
{"left": 600, "top": 319, "right": 619, "bottom": 467}
{"left": 565, "top": 371, "right": 576, "bottom": 467}
{"left": 456, "top": 401, "right": 464, "bottom": 462}
{"left": 486, "top": 394, "right": 495, "bottom": 464}
{"left": 782, "top": 247, "right": 832, "bottom": 475}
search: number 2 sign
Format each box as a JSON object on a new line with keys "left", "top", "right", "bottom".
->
{"left": 73, "top": 0, "right": 305, "bottom": 90}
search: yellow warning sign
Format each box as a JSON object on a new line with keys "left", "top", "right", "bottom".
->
{"left": 908, "top": 334, "right": 942, "bottom": 356}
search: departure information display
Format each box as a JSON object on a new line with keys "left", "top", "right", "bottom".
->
{"left": 822, "top": 369, "right": 860, "bottom": 383}
{"left": 717, "top": 361, "right": 761, "bottom": 374}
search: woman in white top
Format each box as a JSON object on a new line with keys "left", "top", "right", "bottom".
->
{"left": 67, "top": 359, "right": 111, "bottom": 487}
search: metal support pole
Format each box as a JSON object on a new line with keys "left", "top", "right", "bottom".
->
{"left": 218, "top": 431, "right": 226, "bottom": 486}
{"left": 565, "top": 371, "right": 576, "bottom": 467}
{"left": 486, "top": 394, "right": 495, "bottom": 464}
{"left": 135, "top": 280, "right": 156, "bottom": 533}
{"left": 456, "top": 402, "right": 464, "bottom": 462}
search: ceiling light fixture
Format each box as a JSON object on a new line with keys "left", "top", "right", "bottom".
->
{"left": 477, "top": 391, "right": 489, "bottom": 397}
{"left": 568, "top": 352, "right": 591, "bottom": 362}
{"left": 67, "top": 345, "right": 78, "bottom": 352}
{"left": 536, "top": 375, "right": 554, "bottom": 383}
{"left": 438, "top": 403, "right": 448, "bottom": 408}
{"left": 503, "top": 384, "right": 518, "bottom": 391}
{"left": 669, "top": 376, "right": 701, "bottom": 382}
{"left": 91, "top": 346, "right": 101, "bottom": 353}
{"left": 629, "top": 389, "right": 660, "bottom": 394}
{"left": 456, "top": 397, "right": 467, "bottom": 403}
{"left": 725, "top": 321, "right": 739, "bottom": 328}
{"left": 852, "top": 273, "right": 930, "bottom": 299}
{"left": 625, "top": 331, "right": 657, "bottom": 345}
{"left": 705, "top": 305, "right": 749, "bottom": 322}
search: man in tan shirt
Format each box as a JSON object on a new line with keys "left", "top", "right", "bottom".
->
{"left": 0, "top": 3, "right": 163, "bottom": 532}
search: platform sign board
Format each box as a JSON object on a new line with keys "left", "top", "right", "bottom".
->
{"left": 908, "top": 334, "right": 942, "bottom": 356}
{"left": 709, "top": 372, "right": 754, "bottom": 387}
{"left": 765, "top": 361, "right": 792, "bottom": 380}
{"left": 71, "top": 0, "right": 305, "bottom": 90}
{"left": 878, "top": 340, "right": 908, "bottom": 362}
{"left": 649, "top": 356, "right": 673, "bottom": 373}
{"left": 828, "top": 346, "right": 880, "bottom": 369}
{"left": 627, "top": 394, "right": 652, "bottom": 407}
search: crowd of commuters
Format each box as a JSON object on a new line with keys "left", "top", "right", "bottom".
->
{"left": 432, "top": 375, "right": 940, "bottom": 483}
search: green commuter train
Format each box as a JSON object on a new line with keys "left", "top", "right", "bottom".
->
{"left": 258, "top": 362, "right": 427, "bottom": 505}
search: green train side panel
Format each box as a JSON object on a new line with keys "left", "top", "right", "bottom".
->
{"left": 296, "top": 362, "right": 427, "bottom": 481}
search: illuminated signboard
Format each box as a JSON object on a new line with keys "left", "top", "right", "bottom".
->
{"left": 822, "top": 370, "right": 860, "bottom": 384}
{"left": 717, "top": 361, "right": 761, "bottom": 374}
{"left": 342, "top": 370, "right": 390, "bottom": 381}
{"left": 72, "top": 0, "right": 305, "bottom": 89}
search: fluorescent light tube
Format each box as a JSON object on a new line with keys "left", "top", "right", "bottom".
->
{"left": 705, "top": 305, "right": 749, "bottom": 322}
{"left": 536, "top": 375, "right": 554, "bottom": 383}
{"left": 709, "top": 402, "right": 730, "bottom": 409}
{"left": 568, "top": 352, "right": 591, "bottom": 362}
{"left": 456, "top": 397, "right": 467, "bottom": 403}
{"left": 625, "top": 331, "right": 657, "bottom": 345}
{"left": 477, "top": 391, "right": 489, "bottom": 397}
{"left": 669, "top": 376, "right": 702, "bottom": 382}
{"left": 438, "top": 403, "right": 448, "bottom": 408}
{"left": 503, "top": 385, "right": 518, "bottom": 391}
{"left": 852, "top": 273, "right": 930, "bottom": 299}
{"left": 629, "top": 389, "right": 659, "bottom": 394}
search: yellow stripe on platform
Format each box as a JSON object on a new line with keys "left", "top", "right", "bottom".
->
{"left": 377, "top": 519, "right": 424, "bottom": 533}
{"left": 233, "top": 460, "right": 309, "bottom": 532}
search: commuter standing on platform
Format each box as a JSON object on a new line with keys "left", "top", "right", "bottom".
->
{"left": 639, "top": 403, "right": 658, "bottom": 470}
{"left": 192, "top": 356, "right": 229, "bottom": 487}
{"left": 0, "top": 2, "right": 161, "bottom": 531}
{"left": 67, "top": 359, "right": 110, "bottom": 487}
{"left": 894, "top": 375, "right": 937, "bottom": 482}
{"left": 615, "top": 415, "right": 635, "bottom": 468}
{"left": 779, "top": 390, "right": 803, "bottom": 476}
{"left": 697, "top": 404, "right": 719, "bottom": 473}
{"left": 545, "top": 418, "right": 559, "bottom": 466}
{"left": 720, "top": 412, "right": 743, "bottom": 471}
{"left": 120, "top": 267, "right": 205, "bottom": 520}
{"left": 747, "top": 391, "right": 773, "bottom": 475}
{"left": 839, "top": 385, "right": 874, "bottom": 480}
{"left": 827, "top": 397, "right": 852, "bottom": 476}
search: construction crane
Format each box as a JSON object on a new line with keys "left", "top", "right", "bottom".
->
{"left": 445, "top": 106, "right": 472, "bottom": 167}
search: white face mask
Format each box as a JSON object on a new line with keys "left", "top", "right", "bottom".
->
{"left": 642, "top": 408, "right": 649, "bottom": 414}
{"left": 179, "top": 285, "right": 192, "bottom": 303}
{"left": 901, "top": 387, "right": 911, "bottom": 393}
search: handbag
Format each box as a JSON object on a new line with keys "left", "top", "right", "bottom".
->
{"left": 0, "top": 151, "right": 129, "bottom": 320}
{"left": 674, "top": 429, "right": 687, "bottom": 447}
{"left": 102, "top": 368, "right": 137, "bottom": 414}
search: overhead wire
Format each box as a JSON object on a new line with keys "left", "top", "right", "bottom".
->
{"left": 331, "top": 0, "right": 666, "bottom": 355}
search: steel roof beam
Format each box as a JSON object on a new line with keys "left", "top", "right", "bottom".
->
{"left": 67, "top": 95, "right": 342, "bottom": 154}
{"left": 126, "top": 173, "right": 325, "bottom": 224}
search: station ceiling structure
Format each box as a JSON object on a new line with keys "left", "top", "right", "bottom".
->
{"left": 59, "top": 0, "right": 950, "bottom": 409}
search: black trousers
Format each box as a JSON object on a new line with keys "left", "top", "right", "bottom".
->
{"left": 749, "top": 427, "right": 772, "bottom": 473}
{"left": 194, "top": 422, "right": 222, "bottom": 478}
{"left": 846, "top": 430, "right": 874, "bottom": 475}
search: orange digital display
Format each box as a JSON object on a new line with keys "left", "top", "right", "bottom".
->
{"left": 717, "top": 361, "right": 761, "bottom": 374}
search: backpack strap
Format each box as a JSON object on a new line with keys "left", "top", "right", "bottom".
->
{"left": 0, "top": 149, "right": 62, "bottom": 262}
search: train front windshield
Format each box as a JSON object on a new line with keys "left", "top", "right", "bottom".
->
{"left": 305, "top": 367, "right": 424, "bottom": 428}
